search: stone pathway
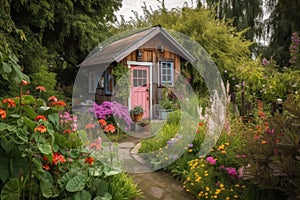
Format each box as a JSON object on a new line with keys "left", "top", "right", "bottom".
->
{"left": 117, "top": 137, "right": 196, "bottom": 200}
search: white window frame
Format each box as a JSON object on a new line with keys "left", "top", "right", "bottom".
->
{"left": 88, "top": 71, "right": 97, "bottom": 93}
{"left": 159, "top": 61, "right": 174, "bottom": 86}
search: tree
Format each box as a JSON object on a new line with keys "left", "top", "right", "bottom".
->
{"left": 1, "top": 0, "right": 122, "bottom": 96}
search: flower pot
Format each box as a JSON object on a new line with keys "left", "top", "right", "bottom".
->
{"left": 132, "top": 113, "right": 143, "bottom": 122}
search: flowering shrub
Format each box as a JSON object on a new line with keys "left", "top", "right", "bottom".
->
{"left": 183, "top": 158, "right": 246, "bottom": 199}
{"left": 0, "top": 82, "right": 141, "bottom": 200}
{"left": 89, "top": 101, "right": 132, "bottom": 131}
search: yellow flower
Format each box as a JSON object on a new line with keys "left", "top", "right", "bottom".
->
{"left": 217, "top": 144, "right": 225, "bottom": 150}
{"left": 234, "top": 195, "right": 239, "bottom": 198}
{"left": 214, "top": 195, "right": 218, "bottom": 198}
{"left": 226, "top": 197, "right": 230, "bottom": 200}
{"left": 219, "top": 183, "right": 224, "bottom": 188}
{"left": 187, "top": 177, "right": 191, "bottom": 181}
{"left": 221, "top": 150, "right": 227, "bottom": 154}
{"left": 261, "top": 140, "right": 267, "bottom": 144}
{"left": 235, "top": 184, "right": 240, "bottom": 187}
{"left": 225, "top": 142, "right": 230, "bottom": 146}
{"left": 206, "top": 187, "right": 210, "bottom": 191}
{"left": 186, "top": 189, "right": 190, "bottom": 192}
{"left": 205, "top": 173, "right": 209, "bottom": 176}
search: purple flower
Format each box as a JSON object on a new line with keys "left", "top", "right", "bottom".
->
{"left": 225, "top": 167, "right": 238, "bottom": 177}
{"left": 188, "top": 143, "right": 193, "bottom": 148}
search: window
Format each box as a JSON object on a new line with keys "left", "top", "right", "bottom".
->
{"left": 133, "top": 69, "right": 147, "bottom": 87}
{"left": 159, "top": 61, "right": 173, "bottom": 86}
{"left": 104, "top": 68, "right": 114, "bottom": 95}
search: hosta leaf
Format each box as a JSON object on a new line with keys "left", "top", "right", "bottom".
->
{"left": 22, "top": 95, "right": 35, "bottom": 105}
{"left": 40, "top": 180, "right": 59, "bottom": 198}
{"left": 104, "top": 170, "right": 120, "bottom": 177}
{"left": 66, "top": 174, "right": 87, "bottom": 192}
{"left": 2, "top": 62, "right": 12, "bottom": 73}
{"left": 0, "top": 178, "right": 20, "bottom": 200}
{"left": 38, "top": 144, "right": 52, "bottom": 155}
{"left": 48, "top": 113, "right": 59, "bottom": 127}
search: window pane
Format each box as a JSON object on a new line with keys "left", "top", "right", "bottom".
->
{"left": 134, "top": 79, "right": 138, "bottom": 86}
{"left": 138, "top": 70, "right": 142, "bottom": 77}
{"left": 133, "top": 69, "right": 137, "bottom": 78}
{"left": 142, "top": 79, "right": 146, "bottom": 86}
{"left": 143, "top": 70, "right": 146, "bottom": 78}
{"left": 138, "top": 79, "right": 142, "bottom": 86}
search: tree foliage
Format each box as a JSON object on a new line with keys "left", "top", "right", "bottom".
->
{"left": 0, "top": 0, "right": 122, "bottom": 96}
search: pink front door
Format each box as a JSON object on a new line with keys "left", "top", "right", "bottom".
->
{"left": 130, "top": 65, "right": 150, "bottom": 118}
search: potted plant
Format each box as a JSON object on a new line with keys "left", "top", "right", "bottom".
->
{"left": 130, "top": 105, "right": 144, "bottom": 122}
{"left": 157, "top": 99, "right": 175, "bottom": 119}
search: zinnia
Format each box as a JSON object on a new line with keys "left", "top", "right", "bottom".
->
{"left": 51, "top": 100, "right": 66, "bottom": 107}
{"left": 0, "top": 109, "right": 6, "bottom": 119}
{"left": 34, "top": 125, "right": 47, "bottom": 133}
{"left": 206, "top": 156, "right": 217, "bottom": 165}
{"left": 84, "top": 157, "right": 95, "bottom": 165}
{"left": 104, "top": 124, "right": 115, "bottom": 133}
{"left": 2, "top": 98, "right": 16, "bottom": 108}
{"left": 98, "top": 119, "right": 107, "bottom": 127}
{"left": 48, "top": 96, "right": 58, "bottom": 102}
{"left": 52, "top": 152, "right": 66, "bottom": 165}
{"left": 36, "top": 86, "right": 46, "bottom": 92}
{"left": 35, "top": 115, "right": 47, "bottom": 122}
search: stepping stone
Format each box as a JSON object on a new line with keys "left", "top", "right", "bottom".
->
{"left": 131, "top": 142, "right": 141, "bottom": 154}
{"left": 150, "top": 186, "right": 164, "bottom": 199}
{"left": 118, "top": 142, "right": 135, "bottom": 149}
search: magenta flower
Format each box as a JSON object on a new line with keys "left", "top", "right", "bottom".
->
{"left": 206, "top": 156, "right": 217, "bottom": 165}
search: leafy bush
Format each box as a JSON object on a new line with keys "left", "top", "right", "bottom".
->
{"left": 241, "top": 95, "right": 300, "bottom": 199}
{"left": 0, "top": 82, "right": 141, "bottom": 200}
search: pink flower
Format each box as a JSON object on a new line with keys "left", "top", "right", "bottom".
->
{"left": 90, "top": 137, "right": 102, "bottom": 151}
{"left": 206, "top": 156, "right": 216, "bottom": 165}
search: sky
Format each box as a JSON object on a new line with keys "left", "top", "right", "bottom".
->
{"left": 115, "top": 0, "right": 196, "bottom": 21}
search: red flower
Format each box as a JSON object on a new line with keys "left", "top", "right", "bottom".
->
{"left": 90, "top": 137, "right": 102, "bottom": 151}
{"left": 84, "top": 157, "right": 95, "bottom": 165}
{"left": 35, "top": 115, "right": 47, "bottom": 122}
{"left": 2, "top": 98, "right": 16, "bottom": 108}
{"left": 42, "top": 164, "right": 51, "bottom": 171}
{"left": 48, "top": 96, "right": 58, "bottom": 102}
{"left": 98, "top": 119, "right": 107, "bottom": 127}
{"left": 198, "top": 122, "right": 203, "bottom": 126}
{"left": 63, "top": 129, "right": 71, "bottom": 134}
{"left": 21, "top": 80, "right": 30, "bottom": 85}
{"left": 0, "top": 109, "right": 6, "bottom": 120}
{"left": 34, "top": 125, "right": 47, "bottom": 133}
{"left": 104, "top": 124, "right": 115, "bottom": 133}
{"left": 85, "top": 123, "right": 95, "bottom": 129}
{"left": 52, "top": 152, "right": 66, "bottom": 165}
{"left": 51, "top": 100, "right": 66, "bottom": 107}
{"left": 36, "top": 86, "right": 46, "bottom": 92}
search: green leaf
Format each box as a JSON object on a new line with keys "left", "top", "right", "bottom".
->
{"left": 16, "top": 129, "right": 28, "bottom": 143}
{"left": 16, "top": 119, "right": 24, "bottom": 127}
{"left": 0, "top": 178, "right": 20, "bottom": 200}
{"left": 0, "top": 156, "right": 9, "bottom": 182}
{"left": 104, "top": 170, "right": 120, "bottom": 177}
{"left": 36, "top": 98, "right": 46, "bottom": 107}
{"left": 22, "top": 116, "right": 36, "bottom": 131}
{"left": 0, "top": 123, "right": 7, "bottom": 131}
{"left": 10, "top": 114, "right": 21, "bottom": 118}
{"left": 73, "top": 190, "right": 92, "bottom": 200}
{"left": 40, "top": 180, "right": 59, "bottom": 198}
{"left": 23, "top": 105, "right": 37, "bottom": 119}
{"left": 38, "top": 143, "right": 52, "bottom": 155}
{"left": 100, "top": 193, "right": 113, "bottom": 200}
{"left": 66, "top": 174, "right": 87, "bottom": 192}
{"left": 2, "top": 62, "right": 12, "bottom": 73}
{"left": 1, "top": 138, "right": 15, "bottom": 153}
{"left": 48, "top": 113, "right": 59, "bottom": 126}
{"left": 70, "top": 149, "right": 80, "bottom": 159}
{"left": 22, "top": 95, "right": 35, "bottom": 105}
{"left": 7, "top": 125, "right": 16, "bottom": 132}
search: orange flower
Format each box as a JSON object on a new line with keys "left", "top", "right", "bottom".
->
{"left": 104, "top": 124, "right": 116, "bottom": 133}
{"left": 36, "top": 86, "right": 46, "bottom": 92}
{"left": 261, "top": 140, "right": 267, "bottom": 144}
{"left": 34, "top": 125, "right": 47, "bottom": 133}
{"left": 35, "top": 115, "right": 47, "bottom": 122}
{"left": 85, "top": 123, "right": 95, "bottom": 129}
{"left": 51, "top": 100, "right": 66, "bottom": 107}
{"left": 42, "top": 164, "right": 51, "bottom": 171}
{"left": 84, "top": 157, "right": 95, "bottom": 165}
{"left": 2, "top": 98, "right": 16, "bottom": 108}
{"left": 21, "top": 80, "right": 30, "bottom": 85}
{"left": 0, "top": 109, "right": 6, "bottom": 120}
{"left": 98, "top": 119, "right": 107, "bottom": 127}
{"left": 48, "top": 96, "right": 58, "bottom": 102}
{"left": 198, "top": 122, "right": 203, "bottom": 126}
{"left": 63, "top": 129, "right": 71, "bottom": 134}
{"left": 52, "top": 152, "right": 66, "bottom": 165}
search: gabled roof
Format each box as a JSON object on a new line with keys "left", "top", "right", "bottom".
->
{"left": 79, "top": 26, "right": 196, "bottom": 68}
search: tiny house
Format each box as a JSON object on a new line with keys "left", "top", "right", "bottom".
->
{"left": 78, "top": 25, "right": 195, "bottom": 119}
